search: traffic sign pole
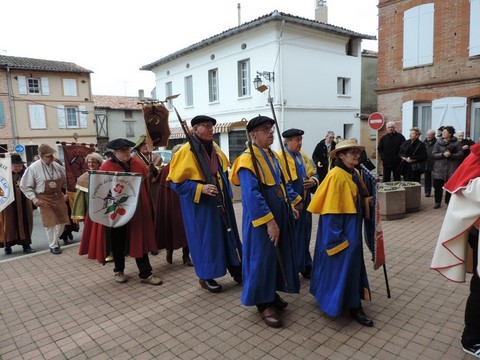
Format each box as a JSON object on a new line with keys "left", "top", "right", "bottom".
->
{"left": 368, "top": 112, "right": 385, "bottom": 177}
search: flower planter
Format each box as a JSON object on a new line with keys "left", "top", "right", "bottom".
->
{"left": 384, "top": 181, "right": 421, "bottom": 213}
{"left": 377, "top": 185, "right": 406, "bottom": 220}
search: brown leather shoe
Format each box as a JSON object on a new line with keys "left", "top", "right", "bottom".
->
{"left": 261, "top": 307, "right": 283, "bottom": 328}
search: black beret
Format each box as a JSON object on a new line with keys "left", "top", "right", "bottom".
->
{"left": 247, "top": 115, "right": 275, "bottom": 132}
{"left": 282, "top": 128, "right": 304, "bottom": 138}
{"left": 11, "top": 154, "right": 25, "bottom": 164}
{"left": 191, "top": 115, "right": 217, "bottom": 127}
{"left": 106, "top": 138, "right": 136, "bottom": 150}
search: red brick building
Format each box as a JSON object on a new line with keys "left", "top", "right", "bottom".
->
{"left": 377, "top": 0, "right": 480, "bottom": 140}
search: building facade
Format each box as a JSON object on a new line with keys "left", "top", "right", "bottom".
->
{"left": 141, "top": 10, "right": 375, "bottom": 160}
{"left": 93, "top": 95, "right": 146, "bottom": 154}
{"left": 377, "top": 0, "right": 480, "bottom": 141}
{"left": 0, "top": 55, "right": 96, "bottom": 163}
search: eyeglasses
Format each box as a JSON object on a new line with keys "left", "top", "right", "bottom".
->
{"left": 255, "top": 125, "right": 275, "bottom": 133}
{"left": 198, "top": 122, "right": 214, "bottom": 129}
{"left": 346, "top": 149, "right": 361, "bottom": 155}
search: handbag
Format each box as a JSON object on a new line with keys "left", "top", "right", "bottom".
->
{"left": 411, "top": 160, "right": 427, "bottom": 173}
{"left": 411, "top": 142, "right": 427, "bottom": 173}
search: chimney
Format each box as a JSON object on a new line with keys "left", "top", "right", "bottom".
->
{"left": 238, "top": 3, "right": 241, "bottom": 26}
{"left": 315, "top": 0, "right": 328, "bottom": 23}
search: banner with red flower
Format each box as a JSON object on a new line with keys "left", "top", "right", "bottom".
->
{"left": 87, "top": 171, "right": 142, "bottom": 228}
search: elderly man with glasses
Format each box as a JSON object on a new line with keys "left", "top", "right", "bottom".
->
{"left": 167, "top": 115, "right": 242, "bottom": 294}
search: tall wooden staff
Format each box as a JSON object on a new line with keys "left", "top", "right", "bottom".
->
{"left": 170, "top": 102, "right": 241, "bottom": 262}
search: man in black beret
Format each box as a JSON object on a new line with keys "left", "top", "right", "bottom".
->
{"left": 86, "top": 138, "right": 163, "bottom": 285}
{"left": 230, "top": 116, "right": 301, "bottom": 328}
{"left": 1, "top": 154, "right": 36, "bottom": 255}
{"left": 167, "top": 116, "right": 242, "bottom": 293}
{"left": 278, "top": 128, "right": 319, "bottom": 279}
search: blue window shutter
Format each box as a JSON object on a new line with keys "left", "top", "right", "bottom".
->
{"left": 0, "top": 102, "right": 5, "bottom": 126}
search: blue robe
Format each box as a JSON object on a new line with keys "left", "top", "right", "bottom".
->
{"left": 278, "top": 149, "right": 319, "bottom": 273}
{"left": 308, "top": 167, "right": 371, "bottom": 317}
{"left": 231, "top": 147, "right": 300, "bottom": 306}
{"left": 169, "top": 143, "right": 241, "bottom": 280}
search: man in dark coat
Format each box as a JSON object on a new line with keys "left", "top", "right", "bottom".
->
{"left": 423, "top": 129, "right": 437, "bottom": 197}
{"left": 312, "top": 131, "right": 336, "bottom": 183}
{"left": 377, "top": 121, "right": 405, "bottom": 182}
{"left": 457, "top": 131, "right": 475, "bottom": 162}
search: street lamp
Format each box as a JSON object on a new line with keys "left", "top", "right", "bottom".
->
{"left": 253, "top": 71, "right": 275, "bottom": 93}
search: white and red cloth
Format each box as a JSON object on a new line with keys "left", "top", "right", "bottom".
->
{"left": 431, "top": 143, "right": 480, "bottom": 282}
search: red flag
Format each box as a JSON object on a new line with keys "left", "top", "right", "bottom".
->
{"left": 61, "top": 142, "right": 96, "bottom": 192}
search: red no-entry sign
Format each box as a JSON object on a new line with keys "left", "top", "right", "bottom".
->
{"left": 368, "top": 112, "right": 385, "bottom": 131}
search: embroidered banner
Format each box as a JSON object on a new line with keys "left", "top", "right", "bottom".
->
{"left": 60, "top": 142, "right": 96, "bottom": 192}
{"left": 361, "top": 165, "right": 386, "bottom": 270}
{"left": 0, "top": 154, "right": 14, "bottom": 213}
{"left": 88, "top": 171, "right": 142, "bottom": 228}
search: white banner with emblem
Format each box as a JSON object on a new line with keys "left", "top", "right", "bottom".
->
{"left": 0, "top": 154, "right": 14, "bottom": 213}
{"left": 88, "top": 170, "right": 142, "bottom": 228}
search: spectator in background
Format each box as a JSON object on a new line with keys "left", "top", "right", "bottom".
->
{"left": 423, "top": 129, "right": 437, "bottom": 197}
{"left": 0, "top": 154, "right": 36, "bottom": 255}
{"left": 377, "top": 121, "right": 405, "bottom": 182}
{"left": 312, "top": 131, "right": 336, "bottom": 183}
{"left": 20, "top": 144, "right": 69, "bottom": 255}
{"left": 432, "top": 126, "right": 463, "bottom": 209}
{"left": 398, "top": 127, "right": 427, "bottom": 183}
{"left": 457, "top": 131, "right": 475, "bottom": 161}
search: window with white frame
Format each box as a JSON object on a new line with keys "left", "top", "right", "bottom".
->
{"left": 337, "top": 77, "right": 351, "bottom": 96}
{"left": 27, "top": 78, "right": 41, "bottom": 94}
{"left": 165, "top": 82, "right": 173, "bottom": 110}
{"left": 237, "top": 59, "right": 250, "bottom": 97}
{"left": 470, "top": 0, "right": 480, "bottom": 57}
{"left": 66, "top": 107, "right": 79, "bottom": 128}
{"left": 403, "top": 3, "right": 434, "bottom": 68}
{"left": 125, "top": 121, "right": 135, "bottom": 137}
{"left": 413, "top": 103, "right": 432, "bottom": 136}
{"left": 63, "top": 79, "right": 78, "bottom": 96}
{"left": 470, "top": 99, "right": 480, "bottom": 142}
{"left": 28, "top": 104, "right": 46, "bottom": 129}
{"left": 17, "top": 76, "right": 50, "bottom": 95}
{"left": 208, "top": 69, "right": 219, "bottom": 102}
{"left": 185, "top": 76, "right": 193, "bottom": 107}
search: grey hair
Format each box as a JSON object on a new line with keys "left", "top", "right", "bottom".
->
{"left": 326, "top": 131, "right": 335, "bottom": 137}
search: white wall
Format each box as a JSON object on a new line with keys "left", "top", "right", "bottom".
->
{"left": 150, "top": 21, "right": 363, "bottom": 159}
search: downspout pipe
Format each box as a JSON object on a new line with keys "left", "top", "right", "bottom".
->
{"left": 5, "top": 65, "right": 18, "bottom": 146}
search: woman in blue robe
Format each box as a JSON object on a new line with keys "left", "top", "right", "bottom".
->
{"left": 308, "top": 139, "right": 374, "bottom": 327}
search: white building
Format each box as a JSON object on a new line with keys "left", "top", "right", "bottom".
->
{"left": 141, "top": 9, "right": 374, "bottom": 160}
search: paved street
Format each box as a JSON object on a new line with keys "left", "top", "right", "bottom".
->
{"left": 0, "top": 194, "right": 474, "bottom": 359}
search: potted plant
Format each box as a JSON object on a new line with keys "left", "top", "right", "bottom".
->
{"left": 384, "top": 181, "right": 421, "bottom": 213}
{"left": 377, "top": 184, "right": 406, "bottom": 220}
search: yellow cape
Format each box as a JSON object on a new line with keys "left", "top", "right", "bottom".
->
{"left": 307, "top": 166, "right": 358, "bottom": 214}
{"left": 276, "top": 149, "right": 317, "bottom": 182}
{"left": 167, "top": 141, "right": 230, "bottom": 183}
{"left": 230, "top": 145, "right": 286, "bottom": 186}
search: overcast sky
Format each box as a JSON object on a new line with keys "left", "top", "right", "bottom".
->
{"left": 1, "top": 0, "right": 378, "bottom": 96}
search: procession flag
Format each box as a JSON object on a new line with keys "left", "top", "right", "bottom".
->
{"left": 361, "top": 165, "right": 386, "bottom": 269}
{"left": 0, "top": 154, "right": 14, "bottom": 213}
{"left": 60, "top": 142, "right": 96, "bottom": 192}
{"left": 88, "top": 171, "right": 142, "bottom": 228}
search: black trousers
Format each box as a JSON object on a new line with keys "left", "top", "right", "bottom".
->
{"left": 433, "top": 179, "right": 451, "bottom": 205}
{"left": 462, "top": 233, "right": 480, "bottom": 347}
{"left": 111, "top": 225, "right": 152, "bottom": 279}
{"left": 382, "top": 164, "right": 401, "bottom": 182}
{"left": 424, "top": 171, "right": 432, "bottom": 194}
